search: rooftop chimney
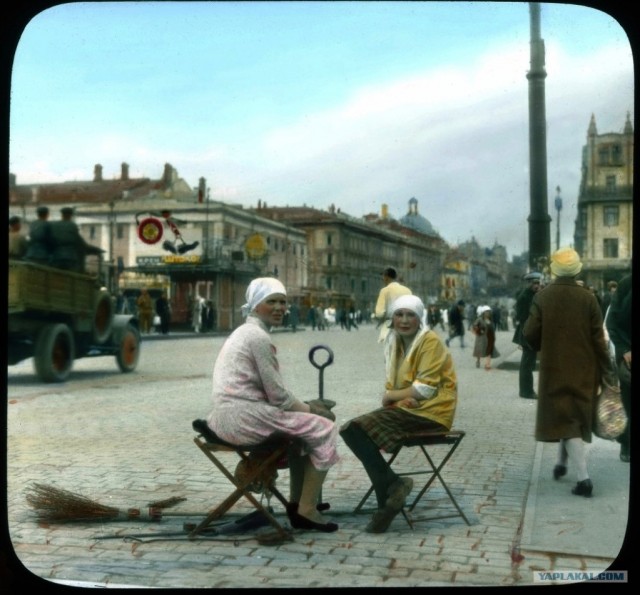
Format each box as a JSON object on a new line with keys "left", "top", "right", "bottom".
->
{"left": 121, "top": 162, "right": 129, "bottom": 181}
{"left": 94, "top": 164, "right": 103, "bottom": 182}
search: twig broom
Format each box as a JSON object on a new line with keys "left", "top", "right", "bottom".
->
{"left": 26, "top": 483, "right": 189, "bottom": 523}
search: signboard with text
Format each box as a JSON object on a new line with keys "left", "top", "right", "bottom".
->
{"left": 137, "top": 255, "right": 202, "bottom": 266}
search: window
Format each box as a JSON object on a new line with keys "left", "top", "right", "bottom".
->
{"left": 598, "top": 147, "right": 609, "bottom": 165}
{"left": 89, "top": 226, "right": 96, "bottom": 240}
{"left": 611, "top": 144, "right": 622, "bottom": 164}
{"left": 603, "top": 238, "right": 619, "bottom": 258}
{"left": 606, "top": 175, "right": 616, "bottom": 193}
{"left": 325, "top": 276, "right": 332, "bottom": 290}
{"left": 327, "top": 253, "right": 333, "bottom": 266}
{"left": 326, "top": 233, "right": 332, "bottom": 246}
{"left": 603, "top": 206, "right": 619, "bottom": 227}
{"left": 117, "top": 224, "right": 124, "bottom": 239}
{"left": 578, "top": 210, "right": 588, "bottom": 230}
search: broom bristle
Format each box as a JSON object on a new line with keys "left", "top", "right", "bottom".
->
{"left": 26, "top": 483, "right": 120, "bottom": 522}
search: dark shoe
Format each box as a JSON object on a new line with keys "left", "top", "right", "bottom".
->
{"left": 286, "top": 503, "right": 338, "bottom": 533}
{"left": 385, "top": 477, "right": 414, "bottom": 510}
{"left": 620, "top": 445, "right": 630, "bottom": 463}
{"left": 519, "top": 393, "right": 537, "bottom": 400}
{"left": 366, "top": 506, "right": 402, "bottom": 533}
{"left": 366, "top": 477, "right": 413, "bottom": 533}
{"left": 571, "top": 479, "right": 593, "bottom": 498}
{"left": 553, "top": 464, "right": 567, "bottom": 480}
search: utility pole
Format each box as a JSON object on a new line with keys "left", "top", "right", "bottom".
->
{"left": 526, "top": 3, "right": 551, "bottom": 271}
{"left": 554, "top": 185, "right": 562, "bottom": 251}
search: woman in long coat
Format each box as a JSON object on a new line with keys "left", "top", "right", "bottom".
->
{"left": 472, "top": 305, "right": 500, "bottom": 370}
{"left": 523, "top": 248, "right": 613, "bottom": 498}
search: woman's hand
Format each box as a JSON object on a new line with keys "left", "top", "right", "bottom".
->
{"left": 397, "top": 397, "right": 420, "bottom": 409}
{"left": 307, "top": 399, "right": 336, "bottom": 421}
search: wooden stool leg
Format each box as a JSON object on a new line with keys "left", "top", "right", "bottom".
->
{"left": 190, "top": 437, "right": 292, "bottom": 540}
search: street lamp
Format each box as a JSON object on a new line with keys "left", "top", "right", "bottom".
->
{"left": 554, "top": 185, "right": 563, "bottom": 251}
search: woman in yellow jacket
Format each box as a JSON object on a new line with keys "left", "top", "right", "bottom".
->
{"left": 340, "top": 294, "right": 458, "bottom": 533}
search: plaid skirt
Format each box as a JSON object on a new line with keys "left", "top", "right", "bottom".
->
{"left": 348, "top": 407, "right": 447, "bottom": 453}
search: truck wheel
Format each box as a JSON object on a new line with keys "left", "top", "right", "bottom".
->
{"left": 116, "top": 323, "right": 140, "bottom": 372}
{"left": 93, "top": 289, "right": 114, "bottom": 344}
{"left": 34, "top": 323, "right": 75, "bottom": 382}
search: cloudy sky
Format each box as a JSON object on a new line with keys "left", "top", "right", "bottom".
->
{"left": 8, "top": 1, "right": 634, "bottom": 258}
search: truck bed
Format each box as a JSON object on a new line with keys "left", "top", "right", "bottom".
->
{"left": 8, "top": 259, "right": 100, "bottom": 316}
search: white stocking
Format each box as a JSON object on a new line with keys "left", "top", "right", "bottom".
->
{"left": 565, "top": 437, "right": 589, "bottom": 481}
{"left": 557, "top": 440, "right": 568, "bottom": 467}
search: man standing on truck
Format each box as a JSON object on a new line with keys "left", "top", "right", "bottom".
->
{"left": 9, "top": 215, "right": 29, "bottom": 259}
{"left": 50, "top": 207, "right": 104, "bottom": 272}
{"left": 25, "top": 206, "right": 53, "bottom": 265}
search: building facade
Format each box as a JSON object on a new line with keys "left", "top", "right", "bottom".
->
{"left": 573, "top": 113, "right": 634, "bottom": 290}
{"left": 253, "top": 200, "right": 449, "bottom": 314}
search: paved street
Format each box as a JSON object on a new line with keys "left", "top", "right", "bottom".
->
{"left": 5, "top": 323, "right": 631, "bottom": 588}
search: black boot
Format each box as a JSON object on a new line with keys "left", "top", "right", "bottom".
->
{"left": 571, "top": 479, "right": 593, "bottom": 498}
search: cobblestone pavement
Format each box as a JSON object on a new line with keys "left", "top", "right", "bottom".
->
{"left": 5, "top": 324, "right": 631, "bottom": 589}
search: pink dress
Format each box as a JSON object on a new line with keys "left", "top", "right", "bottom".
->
{"left": 207, "top": 316, "right": 339, "bottom": 471}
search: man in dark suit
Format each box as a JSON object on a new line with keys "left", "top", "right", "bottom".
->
{"left": 50, "top": 207, "right": 104, "bottom": 272}
{"left": 25, "top": 206, "right": 53, "bottom": 265}
{"left": 513, "top": 272, "right": 543, "bottom": 399}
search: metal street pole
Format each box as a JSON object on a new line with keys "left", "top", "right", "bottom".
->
{"left": 554, "top": 186, "right": 562, "bottom": 251}
{"left": 527, "top": 2, "right": 552, "bottom": 270}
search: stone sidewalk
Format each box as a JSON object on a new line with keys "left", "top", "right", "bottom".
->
{"left": 5, "top": 324, "right": 631, "bottom": 588}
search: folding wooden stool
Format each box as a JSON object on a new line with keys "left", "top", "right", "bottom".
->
{"left": 190, "top": 419, "right": 296, "bottom": 540}
{"left": 354, "top": 429, "right": 470, "bottom": 529}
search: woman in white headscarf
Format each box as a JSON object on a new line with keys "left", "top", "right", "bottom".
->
{"left": 207, "top": 277, "right": 339, "bottom": 532}
{"left": 472, "top": 305, "right": 500, "bottom": 370}
{"left": 340, "top": 294, "right": 458, "bottom": 533}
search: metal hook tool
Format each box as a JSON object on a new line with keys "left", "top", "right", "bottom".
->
{"left": 308, "top": 345, "right": 334, "bottom": 401}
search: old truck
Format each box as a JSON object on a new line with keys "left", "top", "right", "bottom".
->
{"left": 8, "top": 258, "right": 141, "bottom": 382}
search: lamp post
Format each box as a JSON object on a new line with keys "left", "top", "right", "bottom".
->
{"left": 109, "top": 199, "right": 115, "bottom": 293}
{"left": 554, "top": 186, "right": 562, "bottom": 251}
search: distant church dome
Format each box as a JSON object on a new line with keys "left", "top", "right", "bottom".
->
{"left": 399, "top": 197, "right": 436, "bottom": 235}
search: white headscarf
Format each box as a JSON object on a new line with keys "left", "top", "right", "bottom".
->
{"left": 241, "top": 277, "right": 286, "bottom": 318}
{"left": 384, "top": 294, "right": 430, "bottom": 385}
{"left": 476, "top": 305, "right": 491, "bottom": 317}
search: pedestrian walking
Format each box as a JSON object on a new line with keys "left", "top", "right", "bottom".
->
{"left": 605, "top": 272, "right": 631, "bottom": 463}
{"left": 374, "top": 267, "right": 412, "bottom": 343}
{"left": 289, "top": 301, "right": 300, "bottom": 332}
{"left": 192, "top": 296, "right": 205, "bottom": 333}
{"left": 523, "top": 247, "right": 615, "bottom": 498}
{"left": 155, "top": 291, "right": 171, "bottom": 335}
{"left": 136, "top": 288, "right": 154, "bottom": 334}
{"left": 445, "top": 300, "right": 466, "bottom": 348}
{"left": 513, "top": 272, "right": 543, "bottom": 399}
{"left": 427, "top": 303, "right": 445, "bottom": 331}
{"left": 472, "top": 305, "right": 500, "bottom": 370}
{"left": 307, "top": 304, "right": 317, "bottom": 330}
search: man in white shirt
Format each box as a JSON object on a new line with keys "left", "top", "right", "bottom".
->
{"left": 374, "top": 267, "right": 412, "bottom": 343}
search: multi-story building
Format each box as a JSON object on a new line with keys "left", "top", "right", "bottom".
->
{"left": 253, "top": 198, "right": 449, "bottom": 314}
{"left": 573, "top": 113, "right": 634, "bottom": 290}
{"left": 11, "top": 163, "right": 526, "bottom": 326}
{"left": 9, "top": 163, "right": 307, "bottom": 331}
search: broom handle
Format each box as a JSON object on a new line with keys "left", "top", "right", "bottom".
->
{"left": 118, "top": 508, "right": 216, "bottom": 521}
